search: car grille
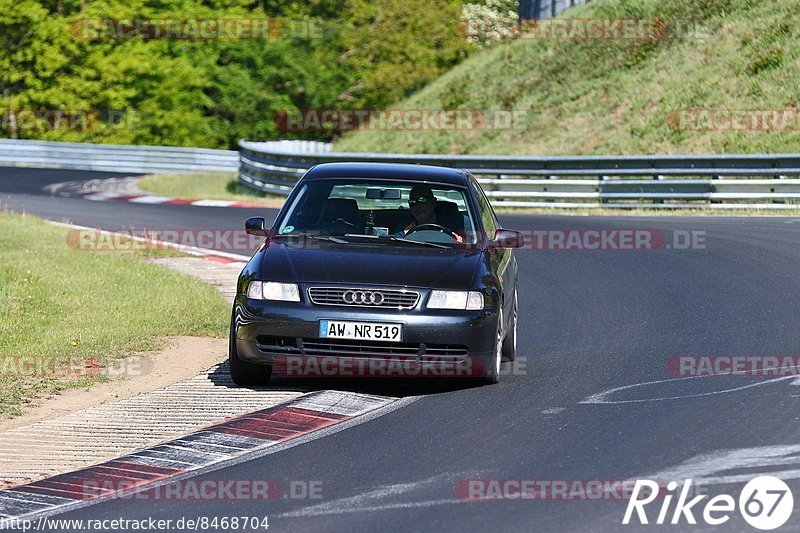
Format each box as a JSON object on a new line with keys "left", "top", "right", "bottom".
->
{"left": 307, "top": 287, "right": 420, "bottom": 309}
{"left": 256, "top": 336, "right": 468, "bottom": 360}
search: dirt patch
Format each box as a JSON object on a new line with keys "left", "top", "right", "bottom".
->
{"left": 0, "top": 336, "right": 226, "bottom": 431}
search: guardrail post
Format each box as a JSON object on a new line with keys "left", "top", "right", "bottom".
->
{"left": 709, "top": 175, "right": 721, "bottom": 204}
{"left": 652, "top": 174, "right": 663, "bottom": 204}
{"left": 599, "top": 175, "right": 607, "bottom": 205}
{"left": 773, "top": 174, "right": 785, "bottom": 204}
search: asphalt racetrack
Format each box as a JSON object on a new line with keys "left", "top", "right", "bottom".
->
{"left": 4, "top": 167, "right": 800, "bottom": 532}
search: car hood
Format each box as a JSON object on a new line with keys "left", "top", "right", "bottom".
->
{"left": 259, "top": 239, "right": 485, "bottom": 289}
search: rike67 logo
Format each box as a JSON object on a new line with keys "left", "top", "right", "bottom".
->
{"left": 623, "top": 476, "right": 793, "bottom": 530}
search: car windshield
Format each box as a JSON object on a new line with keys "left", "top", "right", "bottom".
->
{"left": 276, "top": 179, "right": 478, "bottom": 246}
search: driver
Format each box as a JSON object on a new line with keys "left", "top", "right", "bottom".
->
{"left": 394, "top": 185, "right": 463, "bottom": 242}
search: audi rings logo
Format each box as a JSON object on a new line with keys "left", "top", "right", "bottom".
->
{"left": 342, "top": 290, "right": 385, "bottom": 306}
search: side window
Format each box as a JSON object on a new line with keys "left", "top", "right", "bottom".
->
{"left": 471, "top": 179, "right": 497, "bottom": 237}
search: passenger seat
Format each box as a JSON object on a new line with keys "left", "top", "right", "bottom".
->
{"left": 319, "top": 198, "right": 361, "bottom": 228}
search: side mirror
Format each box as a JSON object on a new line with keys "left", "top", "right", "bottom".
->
{"left": 245, "top": 217, "right": 268, "bottom": 237}
{"left": 492, "top": 229, "right": 524, "bottom": 249}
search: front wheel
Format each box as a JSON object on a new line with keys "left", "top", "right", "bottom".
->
{"left": 229, "top": 311, "right": 272, "bottom": 386}
{"left": 481, "top": 310, "right": 503, "bottom": 385}
{"left": 502, "top": 289, "right": 517, "bottom": 362}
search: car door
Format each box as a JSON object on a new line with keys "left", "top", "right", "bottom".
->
{"left": 470, "top": 178, "right": 517, "bottom": 323}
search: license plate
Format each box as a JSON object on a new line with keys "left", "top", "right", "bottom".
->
{"left": 319, "top": 320, "right": 402, "bottom": 342}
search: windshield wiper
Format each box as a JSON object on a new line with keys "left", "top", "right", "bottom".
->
{"left": 382, "top": 235, "right": 449, "bottom": 249}
{"left": 340, "top": 233, "right": 449, "bottom": 249}
{"left": 275, "top": 232, "right": 348, "bottom": 244}
{"left": 281, "top": 232, "right": 448, "bottom": 249}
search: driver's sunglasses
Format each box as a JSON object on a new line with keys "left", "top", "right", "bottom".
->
{"left": 408, "top": 196, "right": 432, "bottom": 207}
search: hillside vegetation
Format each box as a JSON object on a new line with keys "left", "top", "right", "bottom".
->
{"left": 0, "top": 0, "right": 469, "bottom": 148}
{"left": 335, "top": 0, "right": 800, "bottom": 155}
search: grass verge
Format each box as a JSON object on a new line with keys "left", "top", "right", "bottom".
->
{"left": 0, "top": 213, "right": 229, "bottom": 418}
{"left": 138, "top": 172, "right": 286, "bottom": 208}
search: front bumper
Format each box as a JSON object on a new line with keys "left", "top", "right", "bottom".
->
{"left": 233, "top": 291, "right": 498, "bottom": 377}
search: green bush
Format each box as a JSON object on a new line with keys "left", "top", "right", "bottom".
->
{"left": 0, "top": 0, "right": 471, "bottom": 148}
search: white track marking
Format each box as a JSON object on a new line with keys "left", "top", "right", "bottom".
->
{"left": 281, "top": 498, "right": 463, "bottom": 517}
{"left": 581, "top": 374, "right": 800, "bottom": 405}
{"left": 279, "top": 473, "right": 466, "bottom": 518}
{"left": 640, "top": 445, "right": 800, "bottom": 486}
{"left": 190, "top": 200, "right": 238, "bottom": 207}
{"left": 127, "top": 195, "right": 174, "bottom": 204}
{"left": 291, "top": 390, "right": 392, "bottom": 417}
{"left": 83, "top": 192, "right": 124, "bottom": 201}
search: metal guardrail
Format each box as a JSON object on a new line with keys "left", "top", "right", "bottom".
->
{"left": 238, "top": 140, "right": 800, "bottom": 210}
{"left": 2, "top": 138, "right": 798, "bottom": 210}
{"left": 0, "top": 139, "right": 238, "bottom": 174}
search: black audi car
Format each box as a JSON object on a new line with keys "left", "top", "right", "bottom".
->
{"left": 230, "top": 162, "right": 523, "bottom": 384}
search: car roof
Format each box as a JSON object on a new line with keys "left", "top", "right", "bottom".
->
{"left": 301, "top": 162, "right": 471, "bottom": 186}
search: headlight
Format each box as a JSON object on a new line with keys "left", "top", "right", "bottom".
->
{"left": 427, "top": 290, "right": 484, "bottom": 310}
{"left": 247, "top": 281, "right": 300, "bottom": 302}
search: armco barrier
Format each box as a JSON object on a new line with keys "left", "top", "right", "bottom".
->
{"left": 2, "top": 138, "right": 799, "bottom": 210}
{"left": 238, "top": 140, "right": 800, "bottom": 210}
{"left": 0, "top": 138, "right": 238, "bottom": 174}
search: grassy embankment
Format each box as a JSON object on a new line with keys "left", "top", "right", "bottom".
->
{"left": 0, "top": 213, "right": 229, "bottom": 418}
{"left": 335, "top": 0, "right": 800, "bottom": 156}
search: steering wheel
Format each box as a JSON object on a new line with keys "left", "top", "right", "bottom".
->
{"left": 404, "top": 223, "right": 458, "bottom": 240}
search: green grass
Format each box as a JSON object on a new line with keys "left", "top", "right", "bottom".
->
{"left": 139, "top": 172, "right": 286, "bottom": 207}
{"left": 0, "top": 213, "right": 229, "bottom": 418}
{"left": 335, "top": 0, "right": 800, "bottom": 156}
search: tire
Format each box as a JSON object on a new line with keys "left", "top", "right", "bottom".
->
{"left": 481, "top": 309, "right": 503, "bottom": 385}
{"left": 501, "top": 289, "right": 517, "bottom": 362}
{"left": 229, "top": 311, "right": 272, "bottom": 386}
